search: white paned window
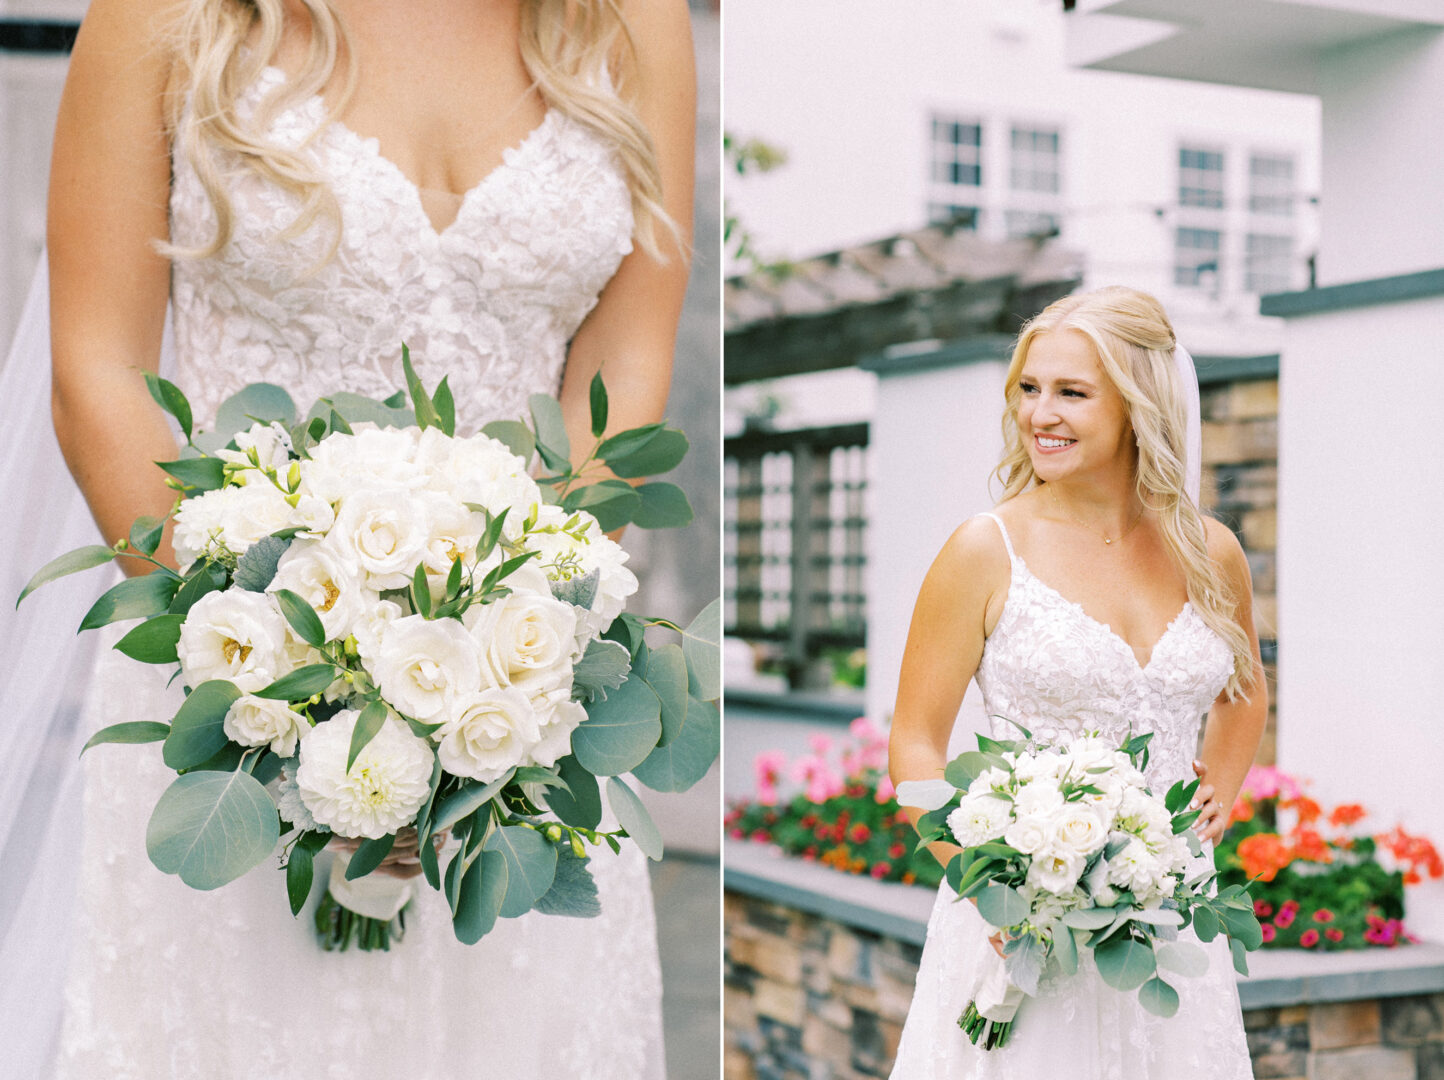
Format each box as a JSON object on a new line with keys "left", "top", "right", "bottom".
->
{"left": 931, "top": 118, "right": 983, "bottom": 187}
{"left": 1174, "top": 227, "right": 1223, "bottom": 288}
{"left": 1010, "top": 127, "right": 1060, "bottom": 194}
{"left": 1249, "top": 154, "right": 1295, "bottom": 216}
{"left": 1179, "top": 147, "right": 1225, "bottom": 209}
{"left": 1004, "top": 209, "right": 1059, "bottom": 238}
{"left": 1245, "top": 233, "right": 1294, "bottom": 294}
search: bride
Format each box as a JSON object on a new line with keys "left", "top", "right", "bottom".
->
{"left": 10, "top": 0, "right": 695, "bottom": 1075}
{"left": 887, "top": 287, "right": 1267, "bottom": 1078}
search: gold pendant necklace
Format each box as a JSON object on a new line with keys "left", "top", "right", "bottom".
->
{"left": 1048, "top": 486, "right": 1143, "bottom": 545}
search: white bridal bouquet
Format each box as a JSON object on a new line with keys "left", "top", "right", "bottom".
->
{"left": 898, "top": 724, "right": 1263, "bottom": 1050}
{"left": 21, "top": 351, "right": 720, "bottom": 950}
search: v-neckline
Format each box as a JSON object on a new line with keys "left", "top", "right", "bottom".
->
{"left": 257, "top": 65, "right": 557, "bottom": 240}
{"left": 1008, "top": 554, "right": 1192, "bottom": 674}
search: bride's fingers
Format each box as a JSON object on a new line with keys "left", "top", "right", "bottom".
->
{"left": 1192, "top": 759, "right": 1208, "bottom": 780}
{"left": 1190, "top": 782, "right": 1215, "bottom": 810}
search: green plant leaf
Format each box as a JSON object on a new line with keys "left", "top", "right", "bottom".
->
{"left": 680, "top": 598, "right": 721, "bottom": 702}
{"left": 1051, "top": 920, "right": 1079, "bottom": 976}
{"left": 454, "top": 847, "right": 509, "bottom": 943}
{"left": 976, "top": 884, "right": 1030, "bottom": 928}
{"left": 549, "top": 566, "right": 599, "bottom": 610}
{"left": 1230, "top": 937, "right": 1251, "bottom": 976}
{"left": 253, "top": 663, "right": 337, "bottom": 701}
{"left": 80, "top": 720, "right": 171, "bottom": 755}
{"left": 631, "top": 696, "right": 718, "bottom": 793}
{"left": 144, "top": 372, "right": 193, "bottom": 440}
{"left": 145, "top": 768, "right": 280, "bottom": 890}
{"left": 480, "top": 420, "right": 536, "bottom": 463}
{"left": 214, "top": 383, "right": 296, "bottom": 440}
{"left": 169, "top": 563, "right": 227, "bottom": 616}
{"left": 560, "top": 480, "right": 641, "bottom": 533}
{"left": 158, "top": 457, "right": 226, "bottom": 492}
{"left": 1165, "top": 778, "right": 1199, "bottom": 815}
{"left": 535, "top": 845, "right": 601, "bottom": 918}
{"left": 344, "top": 700, "right": 389, "bottom": 772}
{"left": 17, "top": 545, "right": 117, "bottom": 607}
{"left": 572, "top": 676, "right": 662, "bottom": 776}
{"left": 595, "top": 423, "right": 664, "bottom": 462}
{"left": 234, "top": 536, "right": 293, "bottom": 592}
{"left": 433, "top": 375, "right": 456, "bottom": 437}
{"left": 570, "top": 641, "right": 631, "bottom": 707}
{"left": 1138, "top": 975, "right": 1180, "bottom": 1017}
{"left": 432, "top": 770, "right": 516, "bottom": 835}
{"left": 1061, "top": 908, "right": 1118, "bottom": 930}
{"left": 606, "top": 775, "right": 663, "bottom": 860}
{"left": 632, "top": 482, "right": 693, "bottom": 529}
{"left": 545, "top": 755, "right": 603, "bottom": 830}
{"left": 79, "top": 572, "right": 182, "bottom": 631}
{"left": 128, "top": 516, "right": 165, "bottom": 557}
{"left": 273, "top": 588, "right": 327, "bottom": 648}
{"left": 401, "top": 344, "right": 442, "bottom": 430}
{"left": 313, "top": 392, "right": 413, "bottom": 430}
{"left": 163, "top": 679, "right": 243, "bottom": 770}
{"left": 1218, "top": 904, "right": 1264, "bottom": 950}
{"left": 1155, "top": 941, "right": 1210, "bottom": 978}
{"left": 1094, "top": 937, "right": 1157, "bottom": 992}
{"left": 641, "top": 643, "right": 689, "bottom": 746}
{"left": 114, "top": 613, "right": 185, "bottom": 664}
{"left": 1191, "top": 903, "right": 1221, "bottom": 942}
{"left": 588, "top": 371, "right": 608, "bottom": 437}
{"left": 344, "top": 833, "right": 395, "bottom": 880}
{"left": 484, "top": 824, "right": 559, "bottom": 918}
{"left": 604, "top": 428, "right": 688, "bottom": 479}
{"left": 286, "top": 841, "right": 317, "bottom": 916}
{"left": 1005, "top": 933, "right": 1046, "bottom": 996}
{"left": 529, "top": 393, "right": 570, "bottom": 471}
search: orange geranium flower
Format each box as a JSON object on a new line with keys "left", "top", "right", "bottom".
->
{"left": 1329, "top": 803, "right": 1367, "bottom": 828}
{"left": 1289, "top": 795, "right": 1323, "bottom": 825}
{"left": 1238, "top": 833, "right": 1293, "bottom": 882}
{"left": 1291, "top": 826, "right": 1333, "bottom": 865}
{"left": 1228, "top": 795, "right": 1256, "bottom": 826}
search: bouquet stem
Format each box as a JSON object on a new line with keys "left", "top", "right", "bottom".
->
{"left": 314, "top": 888, "right": 408, "bottom": 951}
{"left": 959, "top": 1000, "right": 1014, "bottom": 1051}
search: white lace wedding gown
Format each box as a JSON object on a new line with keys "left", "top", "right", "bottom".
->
{"left": 53, "top": 66, "right": 664, "bottom": 1080}
{"left": 889, "top": 513, "right": 1254, "bottom": 1080}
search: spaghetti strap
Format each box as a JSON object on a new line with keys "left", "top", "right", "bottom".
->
{"left": 977, "top": 511, "right": 1016, "bottom": 563}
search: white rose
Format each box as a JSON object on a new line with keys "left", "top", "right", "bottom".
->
{"left": 353, "top": 598, "right": 405, "bottom": 671}
{"left": 1014, "top": 750, "right": 1066, "bottom": 783}
{"left": 1012, "top": 778, "right": 1065, "bottom": 820}
{"left": 178, "top": 590, "right": 293, "bottom": 692}
{"left": 299, "top": 426, "right": 424, "bottom": 505}
{"left": 947, "top": 793, "right": 1012, "bottom": 848}
{"left": 294, "top": 712, "right": 433, "bottom": 839}
{"left": 526, "top": 686, "right": 586, "bottom": 769}
{"left": 467, "top": 591, "right": 578, "bottom": 694}
{"left": 287, "top": 494, "right": 336, "bottom": 537}
{"left": 1003, "top": 816, "right": 1051, "bottom": 855}
{"left": 434, "top": 687, "right": 540, "bottom": 782}
{"left": 220, "top": 483, "right": 297, "bottom": 554}
{"left": 328, "top": 489, "right": 439, "bottom": 590}
{"left": 419, "top": 499, "right": 485, "bottom": 580}
{"left": 372, "top": 614, "right": 482, "bottom": 721}
{"left": 1026, "top": 848, "right": 1087, "bottom": 894}
{"left": 269, "top": 539, "right": 372, "bottom": 641}
{"left": 224, "top": 694, "right": 308, "bottom": 757}
{"left": 1051, "top": 803, "right": 1110, "bottom": 858}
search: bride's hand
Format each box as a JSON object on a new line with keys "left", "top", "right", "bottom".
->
{"left": 1191, "top": 760, "right": 1226, "bottom": 843}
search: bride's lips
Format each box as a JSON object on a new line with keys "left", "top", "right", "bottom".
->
{"left": 1032, "top": 433, "right": 1077, "bottom": 454}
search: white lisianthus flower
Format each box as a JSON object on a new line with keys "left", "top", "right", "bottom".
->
{"left": 224, "top": 694, "right": 308, "bottom": 757}
{"left": 947, "top": 793, "right": 1012, "bottom": 848}
{"left": 220, "top": 483, "right": 297, "bottom": 554}
{"left": 286, "top": 493, "right": 336, "bottom": 538}
{"left": 218, "top": 421, "right": 293, "bottom": 480}
{"left": 967, "top": 766, "right": 1012, "bottom": 798}
{"left": 295, "top": 713, "right": 434, "bottom": 839}
{"left": 1026, "top": 848, "right": 1088, "bottom": 894}
{"left": 1050, "top": 803, "right": 1110, "bottom": 858}
{"left": 524, "top": 504, "right": 638, "bottom": 637}
{"left": 178, "top": 590, "right": 293, "bottom": 692}
{"left": 371, "top": 614, "right": 482, "bottom": 721}
{"left": 468, "top": 591, "right": 578, "bottom": 694}
{"left": 328, "top": 488, "right": 439, "bottom": 590}
{"left": 1012, "top": 778, "right": 1065, "bottom": 820}
{"left": 434, "top": 687, "right": 540, "bottom": 783}
{"left": 1108, "top": 836, "right": 1164, "bottom": 895}
{"left": 1003, "top": 816, "right": 1051, "bottom": 856}
{"left": 419, "top": 499, "right": 485, "bottom": 581}
{"left": 526, "top": 687, "right": 586, "bottom": 768}
{"left": 269, "top": 539, "right": 371, "bottom": 642}
{"left": 299, "top": 426, "right": 424, "bottom": 505}
{"left": 413, "top": 428, "right": 540, "bottom": 516}
{"left": 1014, "top": 750, "right": 1066, "bottom": 783}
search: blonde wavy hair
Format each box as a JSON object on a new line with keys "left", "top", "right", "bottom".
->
{"left": 994, "top": 286, "right": 1255, "bottom": 699}
{"left": 161, "top": 0, "right": 677, "bottom": 263}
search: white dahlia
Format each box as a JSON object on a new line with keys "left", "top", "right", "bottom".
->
{"left": 294, "top": 712, "right": 433, "bottom": 839}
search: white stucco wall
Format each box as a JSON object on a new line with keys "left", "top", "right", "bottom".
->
{"left": 865, "top": 356, "right": 1007, "bottom": 758}
{"left": 1275, "top": 293, "right": 1444, "bottom": 938}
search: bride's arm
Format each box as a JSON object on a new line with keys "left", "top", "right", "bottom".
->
{"left": 48, "top": 0, "right": 181, "bottom": 574}
{"left": 556, "top": 0, "right": 695, "bottom": 462}
{"left": 888, "top": 517, "right": 1009, "bottom": 869}
{"left": 1192, "top": 519, "right": 1269, "bottom": 841}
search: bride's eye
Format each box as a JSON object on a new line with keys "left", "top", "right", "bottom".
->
{"left": 1019, "top": 381, "right": 1039, "bottom": 395}
{"left": 1061, "top": 388, "right": 1086, "bottom": 398}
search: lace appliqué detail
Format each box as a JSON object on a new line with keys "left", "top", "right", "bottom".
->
{"left": 889, "top": 515, "right": 1251, "bottom": 1080}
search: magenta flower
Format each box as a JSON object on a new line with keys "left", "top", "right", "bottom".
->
{"left": 753, "top": 749, "right": 788, "bottom": 806}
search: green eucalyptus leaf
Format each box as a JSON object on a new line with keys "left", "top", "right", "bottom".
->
{"left": 572, "top": 676, "right": 662, "bottom": 776}
{"left": 529, "top": 393, "right": 570, "bottom": 471}
{"left": 1051, "top": 920, "right": 1079, "bottom": 976}
{"left": 641, "top": 643, "right": 689, "bottom": 746}
{"left": 146, "top": 768, "right": 280, "bottom": 890}
{"left": 680, "top": 598, "right": 721, "bottom": 702}
{"left": 1156, "top": 941, "right": 1210, "bottom": 978}
{"left": 483, "top": 824, "right": 558, "bottom": 918}
{"left": 631, "top": 696, "right": 719, "bottom": 794}
{"left": 1138, "top": 975, "right": 1180, "bottom": 1018}
{"left": 1231, "top": 937, "right": 1251, "bottom": 976}
{"left": 432, "top": 770, "right": 516, "bottom": 835}
{"left": 81, "top": 720, "right": 170, "bottom": 754}
{"left": 80, "top": 572, "right": 181, "bottom": 631}
{"left": 606, "top": 776, "right": 663, "bottom": 861}
{"left": 976, "top": 884, "right": 1030, "bottom": 928}
{"left": 163, "top": 680, "right": 243, "bottom": 770}
{"left": 1094, "top": 937, "right": 1157, "bottom": 992}
{"left": 480, "top": 420, "right": 536, "bottom": 463}
{"left": 454, "top": 848, "right": 508, "bottom": 943}
{"left": 214, "top": 383, "right": 296, "bottom": 440}
{"left": 545, "top": 755, "right": 603, "bottom": 830}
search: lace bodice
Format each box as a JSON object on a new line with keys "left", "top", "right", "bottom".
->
{"left": 168, "top": 65, "right": 634, "bottom": 431}
{"left": 974, "top": 513, "right": 1233, "bottom": 793}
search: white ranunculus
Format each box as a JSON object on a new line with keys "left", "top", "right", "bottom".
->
{"left": 523, "top": 504, "right": 637, "bottom": 638}
{"left": 178, "top": 590, "right": 293, "bottom": 692}
{"left": 218, "top": 421, "right": 293, "bottom": 480}
{"left": 224, "top": 694, "right": 308, "bottom": 757}
{"left": 434, "top": 687, "right": 540, "bottom": 782}
{"left": 1012, "top": 778, "right": 1066, "bottom": 820}
{"left": 1051, "top": 803, "right": 1110, "bottom": 858}
{"left": 947, "top": 793, "right": 1012, "bottom": 848}
{"left": 269, "top": 539, "right": 373, "bottom": 641}
{"left": 468, "top": 591, "right": 578, "bottom": 694}
{"left": 1003, "top": 816, "right": 1051, "bottom": 856}
{"left": 298, "top": 426, "right": 424, "bottom": 505}
{"left": 372, "top": 614, "right": 482, "bottom": 721}
{"left": 294, "top": 713, "right": 434, "bottom": 839}
{"left": 328, "top": 488, "right": 439, "bottom": 590}
{"left": 1026, "top": 848, "right": 1088, "bottom": 895}
{"left": 526, "top": 687, "right": 585, "bottom": 768}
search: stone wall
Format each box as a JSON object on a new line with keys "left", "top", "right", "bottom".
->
{"left": 1199, "top": 373, "right": 1280, "bottom": 765}
{"left": 724, "top": 888, "right": 1444, "bottom": 1080}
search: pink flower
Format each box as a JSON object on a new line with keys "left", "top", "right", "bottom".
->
{"left": 1260, "top": 924, "right": 1277, "bottom": 943}
{"left": 1300, "top": 929, "right": 1320, "bottom": 948}
{"left": 808, "top": 733, "right": 834, "bottom": 756}
{"left": 792, "top": 755, "right": 845, "bottom": 803}
{"left": 871, "top": 863, "right": 891, "bottom": 880}
{"left": 1325, "top": 928, "right": 1344, "bottom": 942}
{"left": 1275, "top": 909, "right": 1296, "bottom": 930}
{"left": 1241, "top": 765, "right": 1302, "bottom": 802}
{"left": 753, "top": 750, "right": 788, "bottom": 806}
{"left": 875, "top": 773, "right": 896, "bottom": 803}
{"left": 1313, "top": 909, "right": 1335, "bottom": 923}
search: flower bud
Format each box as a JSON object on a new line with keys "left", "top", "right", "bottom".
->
{"left": 546, "top": 825, "right": 563, "bottom": 843}
{"left": 570, "top": 834, "right": 586, "bottom": 858}
{"left": 287, "top": 462, "right": 302, "bottom": 491}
